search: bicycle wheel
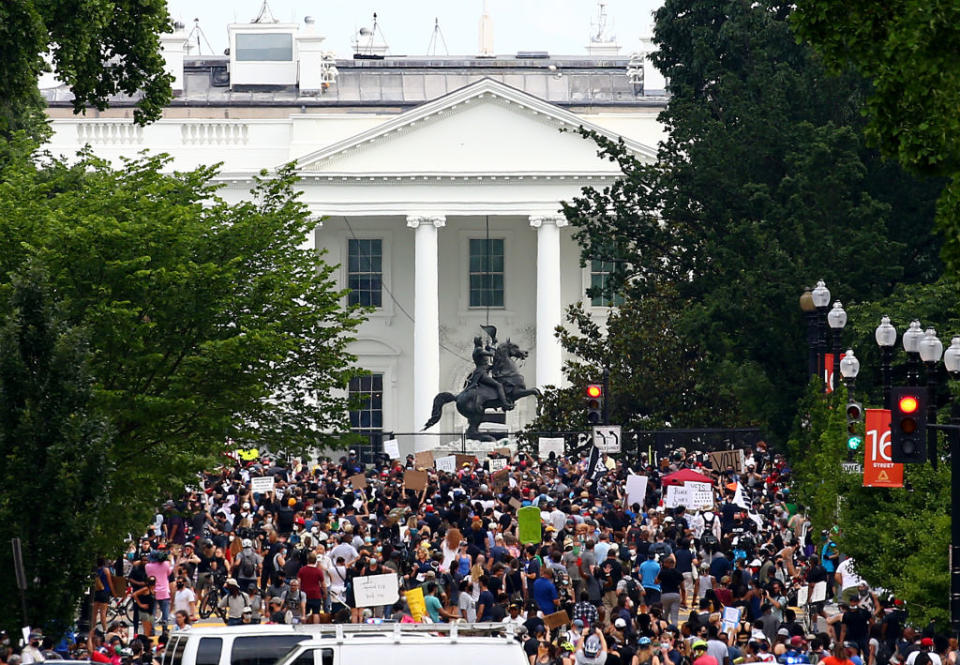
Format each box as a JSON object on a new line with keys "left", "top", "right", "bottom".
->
{"left": 122, "top": 597, "right": 136, "bottom": 624}
{"left": 198, "top": 593, "right": 215, "bottom": 619}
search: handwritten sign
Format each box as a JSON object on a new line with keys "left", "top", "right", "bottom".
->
{"left": 489, "top": 458, "right": 508, "bottom": 472}
{"left": 491, "top": 468, "right": 510, "bottom": 491}
{"left": 509, "top": 497, "right": 523, "bottom": 511}
{"left": 404, "top": 470, "right": 428, "bottom": 491}
{"left": 663, "top": 484, "right": 690, "bottom": 509}
{"left": 538, "top": 437, "right": 565, "bottom": 460}
{"left": 250, "top": 476, "right": 275, "bottom": 494}
{"left": 687, "top": 481, "right": 714, "bottom": 510}
{"left": 721, "top": 606, "right": 741, "bottom": 633}
{"left": 796, "top": 585, "right": 809, "bottom": 607}
{"left": 349, "top": 473, "right": 367, "bottom": 489}
{"left": 810, "top": 581, "right": 827, "bottom": 603}
{"left": 353, "top": 573, "right": 399, "bottom": 607}
{"left": 625, "top": 474, "right": 648, "bottom": 509}
{"left": 435, "top": 455, "right": 457, "bottom": 473}
{"left": 414, "top": 451, "right": 434, "bottom": 470}
{"left": 383, "top": 439, "right": 400, "bottom": 459}
{"left": 708, "top": 449, "right": 745, "bottom": 474}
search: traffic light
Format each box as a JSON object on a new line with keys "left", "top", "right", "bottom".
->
{"left": 586, "top": 384, "right": 603, "bottom": 425}
{"left": 845, "top": 401, "right": 863, "bottom": 451}
{"left": 890, "top": 387, "right": 926, "bottom": 463}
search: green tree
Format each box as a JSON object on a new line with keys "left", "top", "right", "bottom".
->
{"left": 0, "top": 145, "right": 363, "bottom": 633}
{"left": 559, "top": 0, "right": 942, "bottom": 442}
{"left": 0, "top": 265, "right": 114, "bottom": 634}
{"left": 791, "top": 1, "right": 960, "bottom": 277}
{"left": 0, "top": 0, "right": 172, "bottom": 138}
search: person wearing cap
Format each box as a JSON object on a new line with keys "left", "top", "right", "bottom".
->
{"left": 218, "top": 578, "right": 251, "bottom": 625}
{"left": 905, "top": 638, "right": 942, "bottom": 665}
{"left": 692, "top": 640, "right": 718, "bottom": 665}
{"left": 776, "top": 636, "right": 810, "bottom": 665}
{"left": 234, "top": 538, "right": 262, "bottom": 592}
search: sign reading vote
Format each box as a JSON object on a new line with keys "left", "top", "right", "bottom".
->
{"left": 708, "top": 449, "right": 745, "bottom": 474}
{"left": 863, "top": 408, "right": 903, "bottom": 487}
{"left": 353, "top": 573, "right": 399, "bottom": 607}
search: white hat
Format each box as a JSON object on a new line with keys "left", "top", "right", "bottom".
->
{"left": 242, "top": 538, "right": 253, "bottom": 548}
{"left": 614, "top": 618, "right": 627, "bottom": 629}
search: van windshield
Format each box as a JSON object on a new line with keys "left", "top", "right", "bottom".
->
{"left": 231, "top": 636, "right": 313, "bottom": 665}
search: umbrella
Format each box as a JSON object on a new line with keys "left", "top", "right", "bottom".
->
{"left": 661, "top": 468, "right": 714, "bottom": 487}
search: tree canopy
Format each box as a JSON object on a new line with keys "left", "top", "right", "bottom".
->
{"left": 0, "top": 142, "right": 363, "bottom": 634}
{"left": 0, "top": 0, "right": 172, "bottom": 136}
{"left": 543, "top": 0, "right": 943, "bottom": 442}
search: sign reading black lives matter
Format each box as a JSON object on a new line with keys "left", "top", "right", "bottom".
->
{"left": 708, "top": 449, "right": 746, "bottom": 474}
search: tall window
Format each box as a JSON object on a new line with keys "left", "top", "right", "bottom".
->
{"left": 590, "top": 259, "right": 625, "bottom": 307}
{"left": 347, "top": 239, "right": 382, "bottom": 308}
{"left": 348, "top": 374, "right": 383, "bottom": 432}
{"left": 469, "top": 238, "right": 504, "bottom": 307}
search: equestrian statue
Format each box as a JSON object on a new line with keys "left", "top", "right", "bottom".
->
{"left": 422, "top": 325, "right": 540, "bottom": 441}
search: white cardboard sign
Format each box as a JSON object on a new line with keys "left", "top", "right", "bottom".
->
{"left": 687, "top": 482, "right": 714, "bottom": 510}
{"left": 538, "top": 437, "right": 565, "bottom": 460}
{"left": 489, "top": 457, "right": 508, "bottom": 472}
{"left": 435, "top": 455, "right": 457, "bottom": 473}
{"left": 353, "top": 573, "right": 399, "bottom": 607}
{"left": 250, "top": 476, "right": 275, "bottom": 494}
{"left": 625, "top": 474, "right": 648, "bottom": 509}
{"left": 663, "top": 484, "right": 690, "bottom": 509}
{"left": 383, "top": 439, "right": 400, "bottom": 459}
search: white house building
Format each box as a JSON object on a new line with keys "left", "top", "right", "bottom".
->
{"left": 41, "top": 10, "right": 668, "bottom": 450}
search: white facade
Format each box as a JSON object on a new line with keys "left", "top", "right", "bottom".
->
{"left": 42, "top": 41, "right": 668, "bottom": 441}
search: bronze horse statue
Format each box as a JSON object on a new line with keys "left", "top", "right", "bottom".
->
{"left": 422, "top": 338, "right": 540, "bottom": 441}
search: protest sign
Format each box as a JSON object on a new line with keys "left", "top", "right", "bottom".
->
{"left": 721, "top": 606, "right": 741, "bottom": 633}
{"left": 509, "top": 497, "right": 523, "bottom": 510}
{"left": 491, "top": 468, "right": 510, "bottom": 491}
{"left": 489, "top": 457, "right": 508, "bottom": 472}
{"left": 348, "top": 473, "right": 367, "bottom": 489}
{"left": 403, "top": 470, "right": 428, "bottom": 491}
{"left": 435, "top": 455, "right": 457, "bottom": 473}
{"left": 406, "top": 587, "right": 427, "bottom": 622}
{"left": 687, "top": 481, "right": 714, "bottom": 510}
{"left": 810, "top": 581, "right": 827, "bottom": 603}
{"left": 543, "top": 610, "right": 571, "bottom": 629}
{"left": 517, "top": 505, "right": 542, "bottom": 544}
{"left": 455, "top": 454, "right": 475, "bottom": 469}
{"left": 538, "top": 437, "right": 565, "bottom": 460}
{"left": 796, "top": 586, "right": 809, "bottom": 607}
{"left": 625, "top": 474, "right": 648, "bottom": 509}
{"left": 708, "top": 449, "right": 746, "bottom": 474}
{"left": 414, "top": 451, "right": 434, "bottom": 470}
{"left": 250, "top": 476, "right": 274, "bottom": 494}
{"left": 663, "top": 484, "right": 690, "bottom": 509}
{"left": 353, "top": 573, "right": 399, "bottom": 607}
{"left": 383, "top": 439, "right": 400, "bottom": 459}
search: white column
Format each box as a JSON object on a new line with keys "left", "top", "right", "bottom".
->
{"left": 530, "top": 214, "right": 567, "bottom": 388}
{"left": 407, "top": 215, "right": 445, "bottom": 443}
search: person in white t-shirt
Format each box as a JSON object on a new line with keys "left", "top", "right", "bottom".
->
{"left": 835, "top": 557, "right": 864, "bottom": 602}
{"left": 173, "top": 579, "right": 198, "bottom": 621}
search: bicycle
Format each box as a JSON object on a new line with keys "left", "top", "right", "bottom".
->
{"left": 107, "top": 585, "right": 136, "bottom": 625}
{"left": 198, "top": 583, "right": 228, "bottom": 622}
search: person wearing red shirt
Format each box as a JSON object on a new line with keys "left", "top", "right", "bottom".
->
{"left": 297, "top": 552, "right": 326, "bottom": 623}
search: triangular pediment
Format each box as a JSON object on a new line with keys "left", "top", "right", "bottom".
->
{"left": 294, "top": 77, "right": 656, "bottom": 176}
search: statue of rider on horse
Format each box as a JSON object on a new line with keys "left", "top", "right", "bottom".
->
{"left": 422, "top": 326, "right": 540, "bottom": 441}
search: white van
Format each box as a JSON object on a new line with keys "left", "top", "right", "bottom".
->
{"left": 275, "top": 624, "right": 527, "bottom": 665}
{"left": 161, "top": 624, "right": 525, "bottom": 665}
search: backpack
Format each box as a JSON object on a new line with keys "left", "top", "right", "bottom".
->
{"left": 702, "top": 533, "right": 719, "bottom": 553}
{"left": 624, "top": 577, "right": 641, "bottom": 605}
{"left": 239, "top": 550, "right": 257, "bottom": 579}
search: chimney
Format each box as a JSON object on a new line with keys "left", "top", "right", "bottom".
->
{"left": 160, "top": 21, "right": 188, "bottom": 94}
{"left": 297, "top": 17, "right": 335, "bottom": 92}
{"left": 478, "top": 0, "right": 494, "bottom": 56}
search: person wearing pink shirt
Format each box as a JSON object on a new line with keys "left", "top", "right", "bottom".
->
{"left": 145, "top": 552, "right": 174, "bottom": 633}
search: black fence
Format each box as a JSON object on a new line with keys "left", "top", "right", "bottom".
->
{"left": 328, "top": 427, "right": 765, "bottom": 466}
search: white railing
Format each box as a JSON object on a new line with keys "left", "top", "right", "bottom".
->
{"left": 77, "top": 122, "right": 144, "bottom": 145}
{"left": 181, "top": 123, "right": 250, "bottom": 146}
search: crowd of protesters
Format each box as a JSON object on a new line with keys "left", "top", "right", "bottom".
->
{"left": 3, "top": 441, "right": 958, "bottom": 665}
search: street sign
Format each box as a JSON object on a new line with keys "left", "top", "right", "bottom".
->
{"left": 841, "top": 462, "right": 862, "bottom": 474}
{"left": 863, "top": 408, "right": 903, "bottom": 487}
{"left": 592, "top": 425, "right": 622, "bottom": 453}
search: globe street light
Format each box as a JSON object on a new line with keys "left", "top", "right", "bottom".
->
{"left": 799, "top": 287, "right": 818, "bottom": 379}
{"left": 827, "top": 301, "right": 847, "bottom": 392}
{"left": 875, "top": 315, "right": 897, "bottom": 409}
{"left": 840, "top": 348, "right": 860, "bottom": 399}
{"left": 811, "top": 280, "right": 831, "bottom": 390}
{"left": 902, "top": 319, "right": 924, "bottom": 385}
{"left": 919, "top": 328, "right": 943, "bottom": 463}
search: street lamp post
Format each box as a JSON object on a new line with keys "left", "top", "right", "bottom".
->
{"left": 903, "top": 320, "right": 924, "bottom": 386}
{"left": 875, "top": 316, "right": 897, "bottom": 409}
{"left": 811, "top": 280, "right": 831, "bottom": 389}
{"left": 800, "top": 287, "right": 818, "bottom": 379}
{"left": 919, "top": 328, "right": 944, "bottom": 464}
{"left": 840, "top": 348, "right": 860, "bottom": 400}
{"left": 828, "top": 301, "right": 847, "bottom": 392}
{"left": 940, "top": 337, "right": 960, "bottom": 638}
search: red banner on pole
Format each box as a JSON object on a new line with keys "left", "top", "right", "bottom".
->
{"left": 863, "top": 408, "right": 903, "bottom": 487}
{"left": 824, "top": 353, "right": 834, "bottom": 393}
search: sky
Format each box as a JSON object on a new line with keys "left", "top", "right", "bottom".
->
{"left": 164, "top": 0, "right": 665, "bottom": 59}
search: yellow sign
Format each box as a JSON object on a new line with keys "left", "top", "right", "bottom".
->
{"left": 406, "top": 587, "right": 427, "bottom": 622}
{"left": 237, "top": 448, "right": 259, "bottom": 461}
